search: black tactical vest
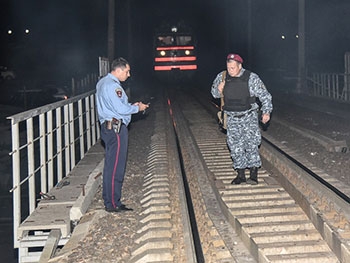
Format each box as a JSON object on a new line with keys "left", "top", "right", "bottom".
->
{"left": 223, "top": 70, "right": 255, "bottom": 112}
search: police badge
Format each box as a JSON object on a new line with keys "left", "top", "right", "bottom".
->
{"left": 115, "top": 88, "right": 123, "bottom": 98}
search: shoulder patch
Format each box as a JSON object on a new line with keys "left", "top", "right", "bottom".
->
{"left": 115, "top": 88, "right": 123, "bottom": 98}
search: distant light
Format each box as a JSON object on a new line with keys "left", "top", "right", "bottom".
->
{"left": 171, "top": 26, "right": 177, "bottom": 33}
{"left": 281, "top": 35, "right": 286, "bottom": 40}
{"left": 295, "top": 34, "right": 299, "bottom": 38}
{"left": 25, "top": 29, "right": 30, "bottom": 34}
{"left": 7, "top": 29, "right": 13, "bottom": 35}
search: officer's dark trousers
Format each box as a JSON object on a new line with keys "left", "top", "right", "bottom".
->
{"left": 100, "top": 123, "right": 128, "bottom": 209}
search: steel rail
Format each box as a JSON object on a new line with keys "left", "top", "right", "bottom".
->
{"left": 262, "top": 136, "right": 350, "bottom": 204}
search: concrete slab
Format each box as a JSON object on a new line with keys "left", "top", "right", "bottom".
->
{"left": 18, "top": 204, "right": 71, "bottom": 239}
{"left": 70, "top": 160, "right": 104, "bottom": 221}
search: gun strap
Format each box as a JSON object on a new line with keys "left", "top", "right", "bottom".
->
{"left": 220, "top": 70, "right": 226, "bottom": 110}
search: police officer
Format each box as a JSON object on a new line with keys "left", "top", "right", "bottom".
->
{"left": 211, "top": 54, "right": 272, "bottom": 185}
{"left": 96, "top": 57, "right": 149, "bottom": 212}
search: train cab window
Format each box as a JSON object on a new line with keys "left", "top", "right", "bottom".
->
{"left": 157, "top": 36, "right": 174, "bottom": 46}
{"left": 176, "top": 36, "right": 192, "bottom": 45}
{"left": 157, "top": 35, "right": 193, "bottom": 46}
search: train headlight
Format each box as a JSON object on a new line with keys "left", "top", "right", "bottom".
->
{"left": 160, "top": 50, "right": 166, "bottom": 56}
{"left": 185, "top": 50, "right": 191, "bottom": 55}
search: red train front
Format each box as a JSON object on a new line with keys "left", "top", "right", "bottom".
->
{"left": 153, "top": 24, "right": 197, "bottom": 81}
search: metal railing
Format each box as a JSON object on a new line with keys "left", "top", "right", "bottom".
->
{"left": 7, "top": 89, "right": 100, "bottom": 248}
{"left": 310, "top": 72, "right": 350, "bottom": 102}
{"left": 71, "top": 73, "right": 98, "bottom": 96}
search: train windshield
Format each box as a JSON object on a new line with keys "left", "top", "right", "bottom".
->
{"left": 157, "top": 35, "right": 193, "bottom": 46}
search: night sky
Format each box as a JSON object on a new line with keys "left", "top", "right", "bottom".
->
{"left": 1, "top": 0, "right": 350, "bottom": 85}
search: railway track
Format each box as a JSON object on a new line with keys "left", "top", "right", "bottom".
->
{"left": 128, "top": 87, "right": 350, "bottom": 262}
{"left": 52, "top": 86, "right": 350, "bottom": 263}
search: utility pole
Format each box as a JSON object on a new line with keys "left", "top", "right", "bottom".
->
{"left": 296, "top": 0, "right": 305, "bottom": 94}
{"left": 127, "top": 0, "right": 132, "bottom": 64}
{"left": 108, "top": 0, "right": 115, "bottom": 63}
{"left": 225, "top": 0, "right": 230, "bottom": 53}
{"left": 247, "top": 0, "right": 252, "bottom": 68}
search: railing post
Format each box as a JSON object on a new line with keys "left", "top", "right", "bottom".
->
{"left": 64, "top": 105, "right": 70, "bottom": 175}
{"left": 56, "top": 107, "right": 63, "bottom": 182}
{"left": 26, "top": 118, "right": 36, "bottom": 213}
{"left": 345, "top": 73, "right": 349, "bottom": 101}
{"left": 39, "top": 113, "right": 47, "bottom": 193}
{"left": 314, "top": 73, "right": 317, "bottom": 96}
{"left": 326, "top": 74, "right": 330, "bottom": 97}
{"left": 47, "top": 110, "right": 54, "bottom": 189}
{"left": 90, "top": 94, "right": 97, "bottom": 145}
{"left": 321, "top": 74, "right": 325, "bottom": 96}
{"left": 334, "top": 74, "right": 338, "bottom": 99}
{"left": 317, "top": 74, "right": 321, "bottom": 96}
{"left": 11, "top": 122, "right": 20, "bottom": 248}
{"left": 78, "top": 99, "right": 84, "bottom": 159}
{"left": 69, "top": 103, "right": 75, "bottom": 169}
{"left": 85, "top": 97, "right": 91, "bottom": 150}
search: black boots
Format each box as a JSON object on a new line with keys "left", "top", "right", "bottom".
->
{"left": 231, "top": 167, "right": 259, "bottom": 185}
{"left": 231, "top": 169, "right": 246, "bottom": 184}
{"left": 247, "top": 167, "right": 258, "bottom": 185}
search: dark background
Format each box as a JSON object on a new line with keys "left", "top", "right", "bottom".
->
{"left": 1, "top": 0, "right": 350, "bottom": 91}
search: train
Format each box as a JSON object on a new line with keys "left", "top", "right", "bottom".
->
{"left": 153, "top": 22, "right": 197, "bottom": 81}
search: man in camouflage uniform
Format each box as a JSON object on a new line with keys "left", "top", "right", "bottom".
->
{"left": 211, "top": 54, "right": 273, "bottom": 184}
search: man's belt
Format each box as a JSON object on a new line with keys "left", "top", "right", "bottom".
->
{"left": 231, "top": 109, "right": 256, "bottom": 119}
{"left": 234, "top": 112, "right": 250, "bottom": 118}
{"left": 105, "top": 118, "right": 122, "bottom": 133}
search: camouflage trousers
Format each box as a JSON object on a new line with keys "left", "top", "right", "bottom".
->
{"left": 226, "top": 110, "right": 261, "bottom": 169}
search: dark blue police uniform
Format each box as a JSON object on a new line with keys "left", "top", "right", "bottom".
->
{"left": 96, "top": 73, "right": 139, "bottom": 209}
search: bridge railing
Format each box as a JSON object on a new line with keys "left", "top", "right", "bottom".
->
{"left": 7, "top": 89, "right": 100, "bottom": 248}
{"left": 309, "top": 72, "right": 350, "bottom": 102}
